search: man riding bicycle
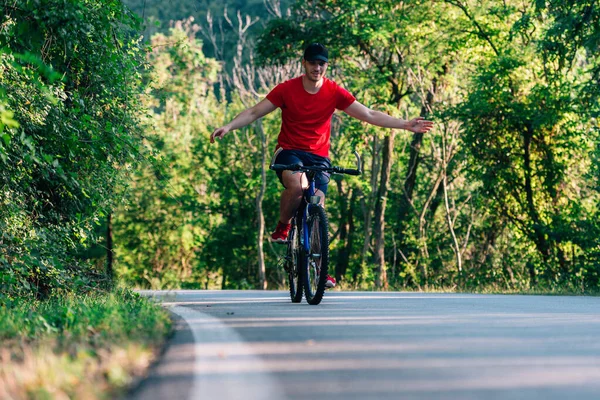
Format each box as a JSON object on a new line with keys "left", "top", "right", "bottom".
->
{"left": 210, "top": 43, "right": 434, "bottom": 288}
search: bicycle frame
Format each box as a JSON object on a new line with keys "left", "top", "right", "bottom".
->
{"left": 299, "top": 172, "right": 320, "bottom": 255}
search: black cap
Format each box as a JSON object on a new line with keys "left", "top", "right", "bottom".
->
{"left": 303, "top": 43, "right": 328, "bottom": 62}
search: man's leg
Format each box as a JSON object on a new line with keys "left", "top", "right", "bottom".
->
{"left": 279, "top": 170, "right": 308, "bottom": 224}
{"left": 270, "top": 171, "right": 307, "bottom": 243}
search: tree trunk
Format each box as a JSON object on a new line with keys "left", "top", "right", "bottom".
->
{"left": 374, "top": 132, "right": 395, "bottom": 290}
{"left": 523, "top": 124, "right": 552, "bottom": 257}
{"left": 221, "top": 267, "right": 227, "bottom": 289}
{"left": 352, "top": 188, "right": 364, "bottom": 285}
{"left": 442, "top": 169, "right": 462, "bottom": 273}
{"left": 346, "top": 190, "right": 357, "bottom": 282}
{"left": 106, "top": 213, "right": 113, "bottom": 280}
{"left": 361, "top": 137, "right": 381, "bottom": 268}
{"left": 335, "top": 179, "right": 350, "bottom": 284}
{"left": 256, "top": 120, "right": 268, "bottom": 289}
{"left": 396, "top": 78, "right": 438, "bottom": 239}
{"left": 396, "top": 74, "right": 441, "bottom": 284}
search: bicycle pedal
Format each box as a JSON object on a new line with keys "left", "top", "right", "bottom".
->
{"left": 269, "top": 237, "right": 289, "bottom": 244}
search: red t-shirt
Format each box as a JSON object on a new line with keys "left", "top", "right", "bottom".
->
{"left": 266, "top": 76, "right": 356, "bottom": 158}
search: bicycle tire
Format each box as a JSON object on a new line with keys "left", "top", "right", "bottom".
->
{"left": 303, "top": 205, "right": 329, "bottom": 305}
{"left": 287, "top": 219, "right": 303, "bottom": 303}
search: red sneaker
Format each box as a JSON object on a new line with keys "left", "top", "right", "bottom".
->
{"left": 325, "top": 275, "right": 336, "bottom": 289}
{"left": 270, "top": 221, "right": 291, "bottom": 243}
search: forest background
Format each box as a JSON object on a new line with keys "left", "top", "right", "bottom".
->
{"left": 2, "top": 0, "right": 600, "bottom": 302}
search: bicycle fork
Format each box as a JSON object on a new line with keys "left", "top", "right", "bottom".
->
{"left": 302, "top": 194, "right": 323, "bottom": 274}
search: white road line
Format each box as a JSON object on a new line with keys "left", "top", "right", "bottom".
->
{"left": 170, "top": 306, "right": 287, "bottom": 400}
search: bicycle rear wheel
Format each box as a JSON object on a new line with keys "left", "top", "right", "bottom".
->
{"left": 287, "top": 219, "right": 303, "bottom": 303}
{"left": 303, "top": 205, "right": 329, "bottom": 305}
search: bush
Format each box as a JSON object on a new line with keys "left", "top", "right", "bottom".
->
{"left": 0, "top": 0, "right": 147, "bottom": 299}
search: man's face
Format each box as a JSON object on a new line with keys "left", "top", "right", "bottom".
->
{"left": 302, "top": 59, "right": 328, "bottom": 82}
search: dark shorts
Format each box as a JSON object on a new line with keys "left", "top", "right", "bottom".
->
{"left": 273, "top": 149, "right": 332, "bottom": 194}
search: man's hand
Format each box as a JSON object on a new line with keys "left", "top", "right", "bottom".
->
{"left": 209, "top": 99, "right": 277, "bottom": 144}
{"left": 406, "top": 117, "right": 434, "bottom": 133}
{"left": 210, "top": 126, "right": 230, "bottom": 143}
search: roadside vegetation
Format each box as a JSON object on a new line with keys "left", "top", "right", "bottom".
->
{"left": 0, "top": 290, "right": 171, "bottom": 399}
{"left": 1, "top": 0, "right": 171, "bottom": 398}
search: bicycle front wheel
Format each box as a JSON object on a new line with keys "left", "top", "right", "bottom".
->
{"left": 287, "top": 219, "right": 303, "bottom": 303}
{"left": 303, "top": 205, "right": 329, "bottom": 305}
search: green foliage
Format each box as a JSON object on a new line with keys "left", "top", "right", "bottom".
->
{"left": 0, "top": 288, "right": 170, "bottom": 349}
{"left": 0, "top": 90, "right": 18, "bottom": 133}
{"left": 448, "top": 0, "right": 600, "bottom": 288}
{"left": 0, "top": 0, "right": 147, "bottom": 299}
{"left": 113, "top": 17, "right": 293, "bottom": 290}
{"left": 113, "top": 21, "right": 225, "bottom": 289}
{"left": 0, "top": 288, "right": 171, "bottom": 398}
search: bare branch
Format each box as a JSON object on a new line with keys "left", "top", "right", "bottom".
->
{"left": 263, "top": 0, "right": 282, "bottom": 18}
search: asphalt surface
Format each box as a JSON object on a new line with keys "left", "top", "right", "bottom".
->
{"left": 129, "top": 290, "right": 600, "bottom": 400}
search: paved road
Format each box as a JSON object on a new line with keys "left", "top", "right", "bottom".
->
{"left": 129, "top": 291, "right": 600, "bottom": 400}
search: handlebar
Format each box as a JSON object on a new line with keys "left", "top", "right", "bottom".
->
{"left": 270, "top": 151, "right": 362, "bottom": 176}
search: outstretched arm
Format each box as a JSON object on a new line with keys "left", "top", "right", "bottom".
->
{"left": 210, "top": 98, "right": 277, "bottom": 143}
{"left": 343, "top": 101, "right": 434, "bottom": 133}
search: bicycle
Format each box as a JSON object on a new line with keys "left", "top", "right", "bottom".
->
{"left": 270, "top": 152, "right": 362, "bottom": 305}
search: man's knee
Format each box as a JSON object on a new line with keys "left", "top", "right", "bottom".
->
{"left": 282, "top": 171, "right": 307, "bottom": 191}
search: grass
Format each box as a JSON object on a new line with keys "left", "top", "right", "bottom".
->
{"left": 0, "top": 288, "right": 172, "bottom": 399}
{"left": 330, "top": 280, "right": 600, "bottom": 296}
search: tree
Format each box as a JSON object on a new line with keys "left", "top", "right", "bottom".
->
{"left": 448, "top": 0, "right": 600, "bottom": 287}
{"left": 0, "top": 0, "right": 146, "bottom": 299}
{"left": 114, "top": 19, "right": 222, "bottom": 289}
